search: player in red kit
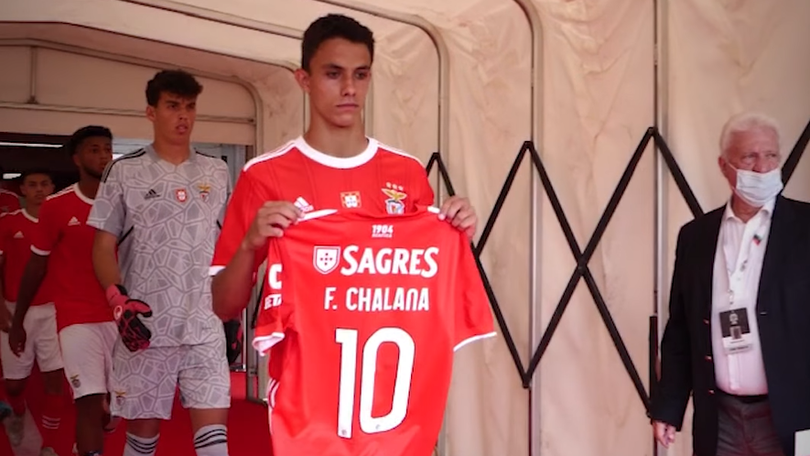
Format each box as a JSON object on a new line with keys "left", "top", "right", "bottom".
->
{"left": 0, "top": 169, "right": 62, "bottom": 454}
{"left": 0, "top": 166, "right": 22, "bottom": 215}
{"left": 0, "top": 190, "right": 20, "bottom": 215}
{"left": 210, "top": 14, "right": 488, "bottom": 456}
{"left": 0, "top": 166, "right": 17, "bottom": 422}
{"left": 9, "top": 126, "right": 117, "bottom": 456}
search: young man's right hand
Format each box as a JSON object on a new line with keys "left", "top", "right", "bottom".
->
{"left": 241, "top": 202, "right": 302, "bottom": 251}
{"left": 0, "top": 303, "right": 11, "bottom": 332}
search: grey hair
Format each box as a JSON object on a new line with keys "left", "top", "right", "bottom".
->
{"left": 719, "top": 112, "right": 781, "bottom": 158}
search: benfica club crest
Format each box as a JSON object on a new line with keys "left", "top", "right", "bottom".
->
{"left": 197, "top": 183, "right": 211, "bottom": 201}
{"left": 382, "top": 183, "right": 407, "bottom": 215}
{"left": 175, "top": 188, "right": 188, "bottom": 203}
{"left": 313, "top": 246, "right": 341, "bottom": 274}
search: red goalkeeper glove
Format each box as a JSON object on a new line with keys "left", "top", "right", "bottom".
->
{"left": 106, "top": 284, "right": 153, "bottom": 352}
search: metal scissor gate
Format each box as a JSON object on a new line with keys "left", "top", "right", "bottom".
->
{"left": 425, "top": 119, "right": 810, "bottom": 412}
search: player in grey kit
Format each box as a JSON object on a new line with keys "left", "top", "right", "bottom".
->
{"left": 88, "top": 69, "right": 232, "bottom": 456}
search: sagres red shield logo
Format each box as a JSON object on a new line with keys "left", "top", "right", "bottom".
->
{"left": 175, "top": 188, "right": 188, "bottom": 202}
{"left": 313, "top": 246, "right": 341, "bottom": 274}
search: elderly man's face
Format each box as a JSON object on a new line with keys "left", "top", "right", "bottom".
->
{"left": 719, "top": 127, "right": 781, "bottom": 188}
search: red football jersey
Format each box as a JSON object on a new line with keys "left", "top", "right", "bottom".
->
{"left": 0, "top": 189, "right": 21, "bottom": 214}
{"left": 210, "top": 137, "right": 434, "bottom": 277}
{"left": 0, "top": 209, "right": 51, "bottom": 305}
{"left": 253, "top": 208, "right": 496, "bottom": 456}
{"left": 31, "top": 184, "right": 113, "bottom": 331}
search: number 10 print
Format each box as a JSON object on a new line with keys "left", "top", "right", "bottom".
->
{"left": 335, "top": 327, "right": 415, "bottom": 438}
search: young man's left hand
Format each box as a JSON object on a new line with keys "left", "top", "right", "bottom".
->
{"left": 439, "top": 196, "right": 477, "bottom": 239}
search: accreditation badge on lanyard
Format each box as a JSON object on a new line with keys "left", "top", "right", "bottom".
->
{"left": 720, "top": 217, "right": 769, "bottom": 355}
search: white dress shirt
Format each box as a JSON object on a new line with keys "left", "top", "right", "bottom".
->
{"left": 711, "top": 197, "right": 776, "bottom": 396}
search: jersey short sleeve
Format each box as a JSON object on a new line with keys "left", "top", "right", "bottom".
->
{"left": 210, "top": 170, "right": 269, "bottom": 277}
{"left": 0, "top": 213, "right": 9, "bottom": 256}
{"left": 252, "top": 240, "right": 295, "bottom": 354}
{"left": 30, "top": 198, "right": 60, "bottom": 257}
{"left": 87, "top": 161, "right": 126, "bottom": 236}
{"left": 453, "top": 237, "right": 496, "bottom": 350}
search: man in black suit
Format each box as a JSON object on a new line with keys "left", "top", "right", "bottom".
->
{"left": 651, "top": 112, "right": 810, "bottom": 456}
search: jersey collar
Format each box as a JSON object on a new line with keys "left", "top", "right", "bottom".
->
{"left": 72, "top": 183, "right": 94, "bottom": 205}
{"left": 145, "top": 144, "right": 198, "bottom": 165}
{"left": 295, "top": 136, "right": 378, "bottom": 169}
{"left": 22, "top": 208, "right": 38, "bottom": 223}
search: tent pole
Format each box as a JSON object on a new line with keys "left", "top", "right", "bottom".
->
{"left": 28, "top": 46, "right": 38, "bottom": 103}
{"left": 510, "top": 2, "right": 545, "bottom": 456}
{"left": 0, "top": 38, "right": 264, "bottom": 128}
{"left": 653, "top": 0, "right": 670, "bottom": 455}
{"left": 121, "top": 0, "right": 302, "bottom": 39}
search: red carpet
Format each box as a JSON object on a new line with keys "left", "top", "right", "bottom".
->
{"left": 0, "top": 368, "right": 271, "bottom": 456}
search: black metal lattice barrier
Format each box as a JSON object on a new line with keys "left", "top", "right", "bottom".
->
{"left": 425, "top": 119, "right": 810, "bottom": 413}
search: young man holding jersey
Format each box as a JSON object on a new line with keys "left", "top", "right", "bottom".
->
{"left": 209, "top": 14, "right": 489, "bottom": 456}
{"left": 211, "top": 13, "right": 477, "bottom": 317}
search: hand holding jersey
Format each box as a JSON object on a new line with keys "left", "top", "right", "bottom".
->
{"left": 241, "top": 201, "right": 303, "bottom": 250}
{"left": 437, "top": 195, "right": 478, "bottom": 239}
{"left": 106, "top": 284, "right": 153, "bottom": 352}
{"left": 246, "top": 196, "right": 478, "bottom": 243}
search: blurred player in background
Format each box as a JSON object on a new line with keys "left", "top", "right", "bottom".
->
{"left": 9, "top": 126, "right": 117, "bottom": 456}
{"left": 0, "top": 167, "right": 16, "bottom": 423}
{"left": 89, "top": 69, "right": 232, "bottom": 456}
{"left": 0, "top": 169, "right": 62, "bottom": 455}
{"left": 0, "top": 174, "right": 21, "bottom": 216}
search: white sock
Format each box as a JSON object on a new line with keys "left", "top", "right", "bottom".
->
{"left": 194, "top": 424, "right": 229, "bottom": 456}
{"left": 123, "top": 433, "right": 158, "bottom": 456}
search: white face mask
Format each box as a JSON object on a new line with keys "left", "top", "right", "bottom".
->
{"left": 732, "top": 166, "right": 783, "bottom": 207}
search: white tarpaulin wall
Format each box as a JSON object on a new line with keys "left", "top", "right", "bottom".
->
{"left": 1, "top": 1, "right": 809, "bottom": 455}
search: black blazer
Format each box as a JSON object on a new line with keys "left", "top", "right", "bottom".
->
{"left": 651, "top": 195, "right": 810, "bottom": 456}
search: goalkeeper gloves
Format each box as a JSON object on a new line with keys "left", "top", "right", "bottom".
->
{"left": 106, "top": 284, "right": 153, "bottom": 352}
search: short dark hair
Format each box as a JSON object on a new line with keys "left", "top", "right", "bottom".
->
{"left": 65, "top": 125, "right": 113, "bottom": 156}
{"left": 20, "top": 168, "right": 52, "bottom": 184}
{"left": 145, "top": 69, "right": 203, "bottom": 107}
{"left": 301, "top": 14, "right": 375, "bottom": 72}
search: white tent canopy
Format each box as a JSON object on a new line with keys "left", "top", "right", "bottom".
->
{"left": 1, "top": 1, "right": 809, "bottom": 455}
